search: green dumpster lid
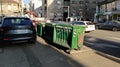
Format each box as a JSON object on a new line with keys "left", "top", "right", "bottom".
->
{"left": 73, "top": 25, "right": 85, "bottom": 28}
{"left": 56, "top": 22, "right": 71, "bottom": 26}
{"left": 45, "top": 22, "right": 56, "bottom": 26}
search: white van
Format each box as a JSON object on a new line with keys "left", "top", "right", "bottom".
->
{"left": 82, "top": 21, "right": 95, "bottom": 32}
{"left": 71, "top": 21, "right": 95, "bottom": 32}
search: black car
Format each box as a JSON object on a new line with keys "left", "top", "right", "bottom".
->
{"left": 96, "top": 21, "right": 120, "bottom": 31}
{"left": 0, "top": 17, "right": 36, "bottom": 44}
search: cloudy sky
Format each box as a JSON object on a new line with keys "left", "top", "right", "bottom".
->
{"left": 23, "top": 0, "right": 30, "bottom": 4}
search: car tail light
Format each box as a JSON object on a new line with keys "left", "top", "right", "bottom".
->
{"left": 30, "top": 26, "right": 35, "bottom": 30}
{"left": 0, "top": 28, "right": 8, "bottom": 31}
{"left": 85, "top": 25, "right": 88, "bottom": 28}
{"left": 0, "top": 28, "right": 4, "bottom": 31}
{"left": 3, "top": 38, "right": 9, "bottom": 40}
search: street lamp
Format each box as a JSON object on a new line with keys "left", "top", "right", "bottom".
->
{"left": 67, "top": 6, "right": 69, "bottom": 18}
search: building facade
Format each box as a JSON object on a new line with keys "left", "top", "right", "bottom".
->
{"left": 70, "top": 0, "right": 96, "bottom": 20}
{"left": 95, "top": 0, "right": 120, "bottom": 22}
{"left": 29, "top": 0, "right": 97, "bottom": 21}
{"left": 47, "top": 0, "right": 97, "bottom": 21}
{"left": 0, "top": 0, "right": 22, "bottom": 16}
{"left": 29, "top": 0, "right": 45, "bottom": 18}
{"left": 46, "top": 0, "right": 64, "bottom": 21}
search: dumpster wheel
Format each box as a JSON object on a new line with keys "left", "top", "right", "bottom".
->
{"left": 65, "top": 49, "right": 81, "bottom": 54}
{"left": 65, "top": 49, "right": 72, "bottom": 54}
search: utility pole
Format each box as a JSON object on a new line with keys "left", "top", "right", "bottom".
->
{"left": 0, "top": 0, "right": 3, "bottom": 15}
{"left": 47, "top": 0, "right": 49, "bottom": 20}
{"left": 21, "top": 0, "right": 24, "bottom": 16}
{"left": 67, "top": 6, "right": 69, "bottom": 18}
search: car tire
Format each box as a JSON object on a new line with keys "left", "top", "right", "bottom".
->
{"left": 95, "top": 26, "right": 99, "bottom": 29}
{"left": 85, "top": 31, "right": 91, "bottom": 33}
{"left": 112, "top": 27, "right": 118, "bottom": 31}
{"left": 29, "top": 39, "right": 36, "bottom": 44}
{"left": 29, "top": 37, "right": 37, "bottom": 44}
{"left": 31, "top": 40, "right": 36, "bottom": 44}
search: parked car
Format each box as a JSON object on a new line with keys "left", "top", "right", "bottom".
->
{"left": 71, "top": 21, "right": 95, "bottom": 32}
{"left": 95, "top": 21, "right": 120, "bottom": 31}
{"left": 0, "top": 17, "right": 36, "bottom": 44}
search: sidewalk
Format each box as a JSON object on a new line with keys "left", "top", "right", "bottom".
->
{"left": 37, "top": 36, "right": 120, "bottom": 67}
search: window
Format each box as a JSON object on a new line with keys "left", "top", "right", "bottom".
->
{"left": 92, "top": 8, "right": 96, "bottom": 11}
{"left": 79, "top": 1, "right": 84, "bottom": 4}
{"left": 72, "top": 1, "right": 77, "bottom": 4}
{"left": 92, "top": 1, "right": 96, "bottom": 4}
{"left": 8, "top": 4, "right": 11, "bottom": 11}
{"left": 45, "top": 0, "right": 47, "bottom": 4}
{"left": 0, "top": 5, "right": 4, "bottom": 11}
{"left": 2, "top": 18, "right": 32, "bottom": 27}
{"left": 13, "top": 5, "right": 17, "bottom": 11}
{"left": 57, "top": 1, "right": 61, "bottom": 5}
{"left": 45, "top": 6, "right": 47, "bottom": 10}
{"left": 85, "top": 1, "right": 89, "bottom": 4}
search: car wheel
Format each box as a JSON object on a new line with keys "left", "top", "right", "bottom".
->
{"left": 29, "top": 37, "right": 37, "bottom": 44}
{"left": 112, "top": 27, "right": 118, "bottom": 31}
{"left": 85, "top": 31, "right": 91, "bottom": 33}
{"left": 95, "top": 26, "right": 99, "bottom": 29}
{"left": 29, "top": 39, "right": 36, "bottom": 44}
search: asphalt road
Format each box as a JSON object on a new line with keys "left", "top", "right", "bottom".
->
{"left": 0, "top": 30, "right": 120, "bottom": 67}
{"left": 0, "top": 38, "right": 82, "bottom": 67}
{"left": 85, "top": 30, "right": 120, "bottom": 58}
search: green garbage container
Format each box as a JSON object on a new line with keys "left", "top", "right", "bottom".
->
{"left": 37, "top": 23, "right": 45, "bottom": 37}
{"left": 71, "top": 26, "right": 85, "bottom": 49}
{"left": 54, "top": 23, "right": 85, "bottom": 50}
{"left": 43, "top": 23, "right": 56, "bottom": 42}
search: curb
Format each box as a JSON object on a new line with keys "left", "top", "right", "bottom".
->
{"left": 66, "top": 46, "right": 94, "bottom": 54}
{"left": 95, "top": 50, "right": 120, "bottom": 63}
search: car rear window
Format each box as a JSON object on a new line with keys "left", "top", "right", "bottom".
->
{"left": 2, "top": 18, "right": 32, "bottom": 27}
{"left": 72, "top": 22, "right": 85, "bottom": 25}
